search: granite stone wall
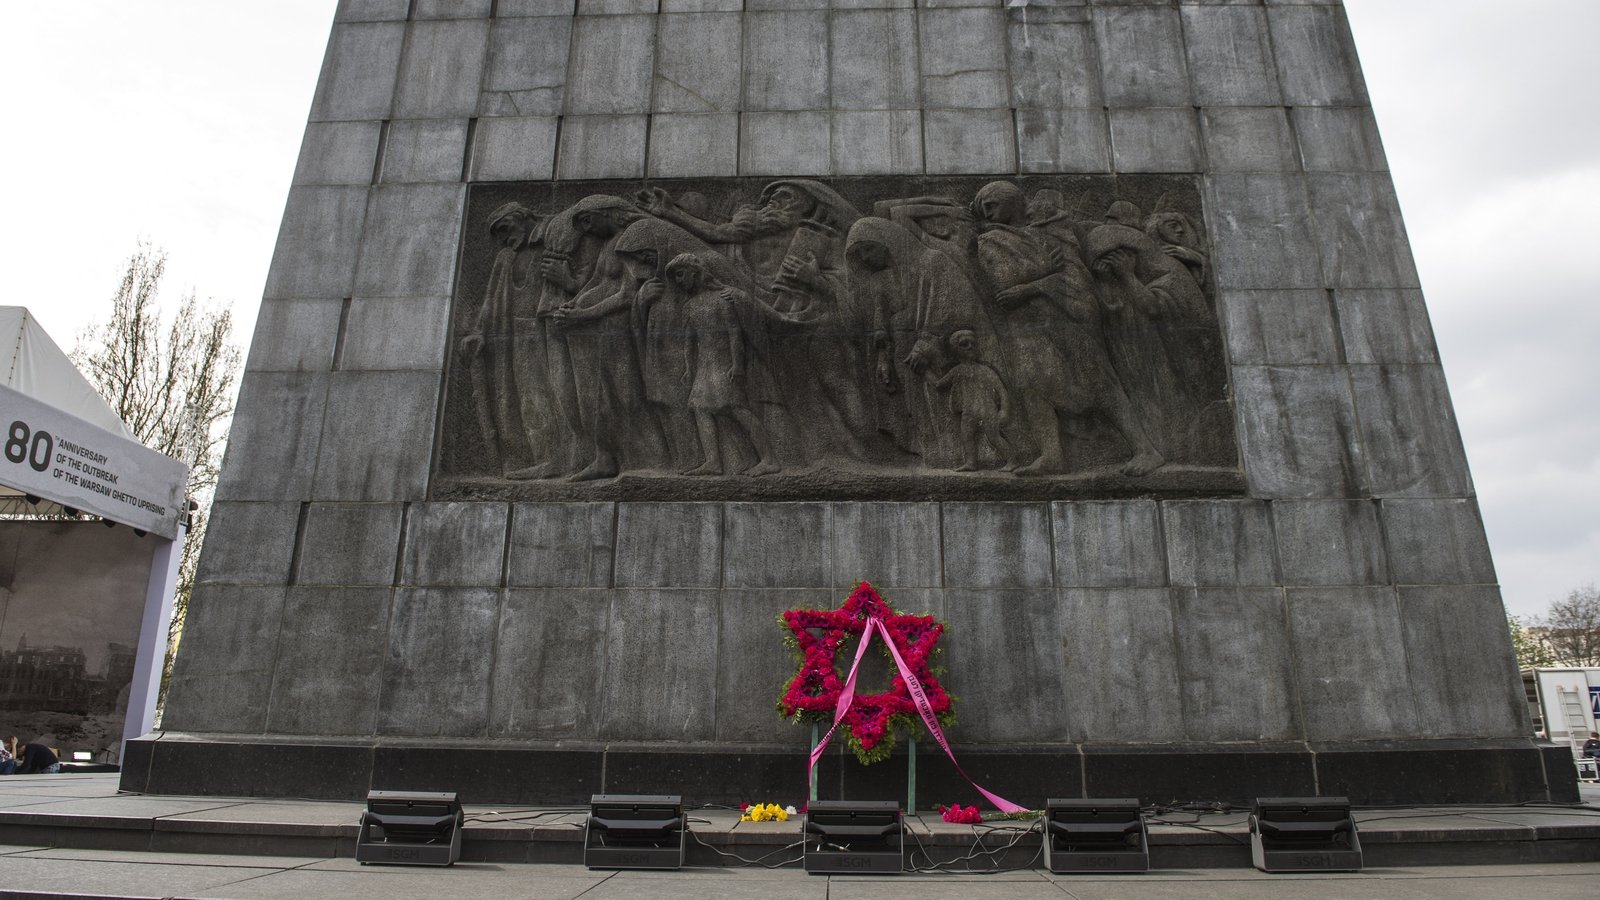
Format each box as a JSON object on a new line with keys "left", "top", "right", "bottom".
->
{"left": 147, "top": 0, "right": 1553, "bottom": 805}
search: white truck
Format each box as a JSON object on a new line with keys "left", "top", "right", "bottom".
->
{"left": 1523, "top": 667, "right": 1600, "bottom": 780}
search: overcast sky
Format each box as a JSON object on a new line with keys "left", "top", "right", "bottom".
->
{"left": 2, "top": 1, "right": 1593, "bottom": 619}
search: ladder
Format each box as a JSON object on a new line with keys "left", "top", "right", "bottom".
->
{"left": 1557, "top": 686, "right": 1598, "bottom": 781}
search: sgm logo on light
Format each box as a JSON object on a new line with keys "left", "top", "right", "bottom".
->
{"left": 835, "top": 856, "right": 874, "bottom": 868}
{"left": 382, "top": 848, "right": 421, "bottom": 860}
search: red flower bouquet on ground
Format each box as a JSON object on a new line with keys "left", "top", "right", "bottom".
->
{"left": 777, "top": 583, "right": 955, "bottom": 765}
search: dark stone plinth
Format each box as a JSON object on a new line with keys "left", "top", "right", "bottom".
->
{"left": 125, "top": 736, "right": 1567, "bottom": 809}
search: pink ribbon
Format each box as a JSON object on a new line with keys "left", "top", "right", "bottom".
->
{"left": 807, "top": 616, "right": 1025, "bottom": 814}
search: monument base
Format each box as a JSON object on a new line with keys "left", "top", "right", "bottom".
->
{"left": 122, "top": 734, "right": 1576, "bottom": 808}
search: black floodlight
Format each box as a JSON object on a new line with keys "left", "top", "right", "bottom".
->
{"left": 1249, "top": 796, "right": 1362, "bottom": 873}
{"left": 803, "top": 800, "right": 903, "bottom": 874}
{"left": 1043, "top": 798, "right": 1149, "bottom": 873}
{"left": 356, "top": 790, "right": 463, "bottom": 867}
{"left": 584, "top": 794, "right": 686, "bottom": 870}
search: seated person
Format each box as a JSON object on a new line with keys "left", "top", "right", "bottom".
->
{"left": 1584, "top": 731, "right": 1600, "bottom": 759}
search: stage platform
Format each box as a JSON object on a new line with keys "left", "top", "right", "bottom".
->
{"left": 1, "top": 774, "right": 1597, "bottom": 871}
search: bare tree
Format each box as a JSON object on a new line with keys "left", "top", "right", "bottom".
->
{"left": 1534, "top": 584, "right": 1600, "bottom": 668}
{"left": 72, "top": 242, "right": 242, "bottom": 688}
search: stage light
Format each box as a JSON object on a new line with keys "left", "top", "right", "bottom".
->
{"left": 1043, "top": 798, "right": 1149, "bottom": 873}
{"left": 803, "top": 800, "right": 903, "bottom": 874}
{"left": 356, "top": 790, "right": 463, "bottom": 866}
{"left": 584, "top": 794, "right": 686, "bottom": 870}
{"left": 1249, "top": 797, "right": 1362, "bottom": 873}
{"left": 72, "top": 751, "right": 93, "bottom": 761}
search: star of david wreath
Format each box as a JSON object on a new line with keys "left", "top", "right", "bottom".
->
{"left": 777, "top": 582, "right": 955, "bottom": 765}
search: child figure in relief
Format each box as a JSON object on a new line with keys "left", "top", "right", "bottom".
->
{"left": 665, "top": 252, "right": 781, "bottom": 477}
{"left": 934, "top": 329, "right": 1017, "bottom": 472}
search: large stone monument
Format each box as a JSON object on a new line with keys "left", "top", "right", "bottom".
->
{"left": 133, "top": 0, "right": 1572, "bottom": 806}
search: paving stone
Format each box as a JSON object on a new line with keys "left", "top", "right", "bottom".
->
{"left": 830, "top": 502, "right": 941, "bottom": 589}
{"left": 1272, "top": 499, "right": 1389, "bottom": 587}
{"left": 1382, "top": 498, "right": 1497, "bottom": 586}
{"left": 831, "top": 110, "right": 923, "bottom": 176}
{"left": 392, "top": 19, "right": 490, "bottom": 118}
{"left": 400, "top": 502, "right": 510, "bottom": 587}
{"left": 1219, "top": 290, "right": 1341, "bottom": 366}
{"left": 1110, "top": 107, "right": 1202, "bottom": 172}
{"left": 1233, "top": 365, "right": 1366, "bottom": 498}
{"left": 1181, "top": 4, "right": 1281, "bottom": 106}
{"left": 1172, "top": 587, "right": 1299, "bottom": 742}
{"left": 919, "top": 8, "right": 1009, "bottom": 109}
{"left": 923, "top": 108, "right": 1017, "bottom": 175}
{"left": 482, "top": 15, "right": 570, "bottom": 116}
{"left": 1351, "top": 364, "right": 1474, "bottom": 498}
{"left": 161, "top": 586, "right": 287, "bottom": 733}
{"left": 1287, "top": 586, "right": 1417, "bottom": 740}
{"left": 297, "top": 502, "right": 405, "bottom": 586}
{"left": 309, "top": 22, "right": 406, "bottom": 122}
{"left": 942, "top": 503, "right": 1053, "bottom": 589}
{"left": 1017, "top": 107, "right": 1110, "bottom": 173}
{"left": 1061, "top": 587, "right": 1183, "bottom": 741}
{"left": 506, "top": 502, "right": 615, "bottom": 587}
{"left": 214, "top": 371, "right": 328, "bottom": 501}
{"left": 556, "top": 115, "right": 649, "bottom": 180}
{"left": 1097, "top": 6, "right": 1190, "bottom": 107}
{"left": 831, "top": 10, "right": 919, "bottom": 110}
{"left": 744, "top": 11, "right": 830, "bottom": 110}
{"left": 599, "top": 589, "right": 720, "bottom": 740}
{"left": 489, "top": 589, "right": 611, "bottom": 737}
{"left": 1052, "top": 500, "right": 1166, "bottom": 588}
{"left": 266, "top": 587, "right": 393, "bottom": 736}
{"left": 613, "top": 503, "right": 722, "bottom": 587}
{"left": 352, "top": 183, "right": 466, "bottom": 297}
{"left": 724, "top": 502, "right": 831, "bottom": 588}
{"left": 655, "top": 12, "right": 742, "bottom": 112}
{"left": 378, "top": 587, "right": 499, "bottom": 736}
{"left": 292, "top": 121, "right": 384, "bottom": 186}
{"left": 566, "top": 15, "right": 655, "bottom": 114}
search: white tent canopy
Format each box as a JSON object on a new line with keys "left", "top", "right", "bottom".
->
{"left": 1, "top": 306, "right": 135, "bottom": 441}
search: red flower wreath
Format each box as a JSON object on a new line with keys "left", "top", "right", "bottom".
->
{"left": 777, "top": 582, "right": 955, "bottom": 765}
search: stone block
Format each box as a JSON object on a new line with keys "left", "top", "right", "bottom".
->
{"left": 311, "top": 371, "right": 440, "bottom": 501}
{"left": 1016, "top": 107, "right": 1111, "bottom": 174}
{"left": 578, "top": 0, "right": 657, "bottom": 12}
{"left": 1218, "top": 290, "right": 1340, "bottom": 366}
{"left": 942, "top": 589, "right": 1071, "bottom": 740}
{"left": 266, "top": 587, "right": 393, "bottom": 735}
{"left": 310, "top": 22, "right": 406, "bottom": 122}
{"left": 923, "top": 108, "right": 1017, "bottom": 175}
{"left": 648, "top": 113, "right": 740, "bottom": 178}
{"left": 297, "top": 502, "right": 405, "bottom": 586}
{"left": 660, "top": 0, "right": 741, "bottom": 11}
{"left": 1272, "top": 499, "right": 1389, "bottom": 587}
{"left": 1336, "top": 289, "right": 1438, "bottom": 365}
{"left": 195, "top": 501, "right": 301, "bottom": 586}
{"left": 1007, "top": 17, "right": 1099, "bottom": 109}
{"left": 942, "top": 503, "right": 1052, "bottom": 589}
{"left": 263, "top": 185, "right": 369, "bottom": 299}
{"left": 743, "top": 12, "right": 830, "bottom": 111}
{"left": 716, "top": 588, "right": 833, "bottom": 744}
{"left": 1352, "top": 365, "right": 1474, "bottom": 498}
{"left": 378, "top": 587, "right": 499, "bottom": 736}
{"left": 830, "top": 502, "right": 941, "bottom": 589}
{"left": 489, "top": 589, "right": 611, "bottom": 737}
{"left": 1205, "top": 174, "right": 1320, "bottom": 290}
{"left": 161, "top": 585, "right": 286, "bottom": 733}
{"left": 1200, "top": 107, "right": 1297, "bottom": 173}
{"left": 499, "top": 0, "right": 576, "bottom": 13}
{"left": 919, "top": 9, "right": 1009, "bottom": 109}
{"left": 1180, "top": 4, "right": 1281, "bottom": 106}
{"left": 655, "top": 13, "right": 742, "bottom": 112}
{"left": 1061, "top": 588, "right": 1183, "bottom": 741}
{"left": 740, "top": 111, "right": 831, "bottom": 176}
{"left": 245, "top": 298, "right": 341, "bottom": 373}
{"left": 724, "top": 503, "right": 831, "bottom": 588}
{"left": 352, "top": 184, "right": 465, "bottom": 297}
{"left": 392, "top": 19, "right": 490, "bottom": 119}
{"left": 1306, "top": 173, "right": 1420, "bottom": 289}
{"left": 215, "top": 371, "right": 329, "bottom": 501}
{"left": 469, "top": 116, "right": 559, "bottom": 182}
{"left": 830, "top": 110, "right": 923, "bottom": 176}
{"left": 337, "top": 295, "right": 451, "bottom": 371}
{"left": 413, "top": 0, "right": 493, "bottom": 17}
{"left": 507, "top": 502, "right": 615, "bottom": 587}
{"left": 1293, "top": 106, "right": 1388, "bottom": 172}
{"left": 481, "top": 16, "right": 570, "bottom": 116}
{"left": 1382, "top": 499, "right": 1497, "bottom": 586}
{"left": 400, "top": 502, "right": 510, "bottom": 587}
{"left": 613, "top": 503, "right": 722, "bottom": 587}
{"left": 1233, "top": 365, "right": 1365, "bottom": 498}
{"left": 1267, "top": 4, "right": 1368, "bottom": 106}
{"left": 336, "top": 0, "right": 411, "bottom": 21}
{"left": 566, "top": 15, "right": 655, "bottom": 114}
{"left": 1397, "top": 585, "right": 1526, "bottom": 738}
{"left": 1096, "top": 6, "right": 1190, "bottom": 107}
{"left": 293, "top": 121, "right": 383, "bottom": 186}
{"left": 1287, "top": 587, "right": 1416, "bottom": 740}
{"left": 1053, "top": 500, "right": 1165, "bottom": 588}
{"left": 599, "top": 589, "right": 720, "bottom": 740}
{"left": 1162, "top": 499, "right": 1277, "bottom": 587}
{"left": 1109, "top": 107, "right": 1202, "bottom": 173}
{"left": 376, "top": 118, "right": 467, "bottom": 183}
{"left": 1172, "top": 587, "right": 1299, "bottom": 741}
{"left": 831, "top": 10, "right": 919, "bottom": 110}
{"left": 556, "top": 115, "right": 649, "bottom": 180}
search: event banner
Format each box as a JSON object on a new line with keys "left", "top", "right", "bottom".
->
{"left": 0, "top": 385, "right": 187, "bottom": 540}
